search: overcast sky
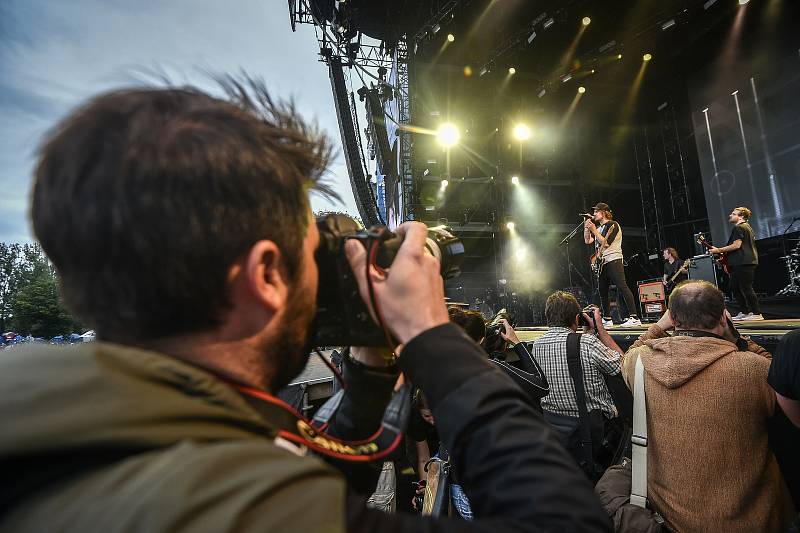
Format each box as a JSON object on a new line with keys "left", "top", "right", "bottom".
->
{"left": 0, "top": 0, "right": 359, "bottom": 243}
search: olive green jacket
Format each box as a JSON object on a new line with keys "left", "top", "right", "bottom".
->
{"left": 0, "top": 343, "right": 345, "bottom": 532}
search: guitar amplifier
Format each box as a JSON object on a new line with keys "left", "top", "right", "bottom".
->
{"left": 637, "top": 279, "right": 666, "bottom": 320}
{"left": 687, "top": 254, "right": 719, "bottom": 288}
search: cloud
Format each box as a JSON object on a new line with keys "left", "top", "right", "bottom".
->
{"left": 0, "top": 0, "right": 359, "bottom": 242}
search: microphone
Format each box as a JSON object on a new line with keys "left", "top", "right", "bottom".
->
{"left": 579, "top": 213, "right": 593, "bottom": 219}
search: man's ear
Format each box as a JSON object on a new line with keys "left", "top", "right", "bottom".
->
{"left": 242, "top": 240, "right": 289, "bottom": 313}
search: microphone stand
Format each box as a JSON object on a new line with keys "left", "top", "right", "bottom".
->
{"left": 559, "top": 220, "right": 590, "bottom": 295}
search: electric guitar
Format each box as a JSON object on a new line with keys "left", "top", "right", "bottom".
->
{"left": 665, "top": 259, "right": 691, "bottom": 292}
{"left": 696, "top": 235, "right": 730, "bottom": 274}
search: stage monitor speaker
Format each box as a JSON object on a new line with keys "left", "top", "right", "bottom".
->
{"left": 687, "top": 254, "right": 718, "bottom": 288}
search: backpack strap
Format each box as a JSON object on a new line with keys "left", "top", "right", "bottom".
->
{"left": 566, "top": 332, "right": 594, "bottom": 472}
{"left": 630, "top": 355, "right": 648, "bottom": 508}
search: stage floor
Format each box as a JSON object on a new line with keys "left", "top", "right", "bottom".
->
{"left": 289, "top": 319, "right": 799, "bottom": 404}
{"left": 516, "top": 318, "right": 800, "bottom": 351}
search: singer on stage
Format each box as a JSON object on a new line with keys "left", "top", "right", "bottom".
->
{"left": 583, "top": 202, "right": 641, "bottom": 328}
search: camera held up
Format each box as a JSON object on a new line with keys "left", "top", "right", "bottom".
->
{"left": 311, "top": 214, "right": 465, "bottom": 347}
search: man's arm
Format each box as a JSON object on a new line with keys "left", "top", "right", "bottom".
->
{"left": 711, "top": 239, "right": 742, "bottom": 254}
{"left": 399, "top": 324, "right": 610, "bottom": 531}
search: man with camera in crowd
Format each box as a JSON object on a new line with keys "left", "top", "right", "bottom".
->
{"left": 0, "top": 81, "right": 609, "bottom": 532}
{"left": 623, "top": 280, "right": 794, "bottom": 532}
{"left": 529, "top": 291, "right": 625, "bottom": 476}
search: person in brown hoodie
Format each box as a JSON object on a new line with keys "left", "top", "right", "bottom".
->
{"left": 622, "top": 280, "right": 795, "bottom": 532}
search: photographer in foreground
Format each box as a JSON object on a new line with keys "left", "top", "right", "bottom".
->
{"left": 0, "top": 81, "right": 608, "bottom": 532}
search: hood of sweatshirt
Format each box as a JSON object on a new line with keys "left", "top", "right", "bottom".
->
{"left": 639, "top": 335, "right": 741, "bottom": 389}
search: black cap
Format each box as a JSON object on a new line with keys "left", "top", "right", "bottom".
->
{"left": 591, "top": 202, "right": 611, "bottom": 213}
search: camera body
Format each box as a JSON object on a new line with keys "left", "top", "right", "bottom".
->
{"left": 311, "top": 214, "right": 464, "bottom": 347}
{"left": 578, "top": 305, "right": 599, "bottom": 331}
{"left": 484, "top": 309, "right": 513, "bottom": 354}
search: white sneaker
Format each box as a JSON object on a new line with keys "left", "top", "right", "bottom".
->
{"left": 620, "top": 317, "right": 642, "bottom": 327}
{"left": 731, "top": 312, "right": 748, "bottom": 321}
{"left": 602, "top": 318, "right": 614, "bottom": 329}
{"left": 740, "top": 313, "right": 765, "bottom": 321}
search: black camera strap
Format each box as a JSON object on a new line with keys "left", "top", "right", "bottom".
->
{"left": 233, "top": 380, "right": 411, "bottom": 462}
{"left": 565, "top": 332, "right": 595, "bottom": 473}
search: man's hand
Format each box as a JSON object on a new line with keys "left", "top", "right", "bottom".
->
{"left": 721, "top": 309, "right": 739, "bottom": 343}
{"left": 345, "top": 222, "right": 449, "bottom": 346}
{"left": 709, "top": 246, "right": 721, "bottom": 254}
{"left": 499, "top": 319, "right": 521, "bottom": 345}
{"left": 585, "top": 306, "right": 604, "bottom": 335}
{"left": 583, "top": 219, "right": 596, "bottom": 232}
{"left": 655, "top": 309, "right": 675, "bottom": 331}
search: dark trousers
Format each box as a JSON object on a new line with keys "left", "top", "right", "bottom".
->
{"left": 730, "top": 264, "right": 760, "bottom": 314}
{"left": 599, "top": 259, "right": 638, "bottom": 319}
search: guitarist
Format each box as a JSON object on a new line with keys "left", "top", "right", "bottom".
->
{"left": 663, "top": 247, "right": 688, "bottom": 293}
{"left": 710, "top": 206, "right": 763, "bottom": 321}
{"left": 584, "top": 202, "right": 641, "bottom": 328}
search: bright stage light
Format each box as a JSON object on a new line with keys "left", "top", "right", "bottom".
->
{"left": 582, "top": 17, "right": 591, "bottom": 26}
{"left": 512, "top": 124, "right": 531, "bottom": 141}
{"left": 617, "top": 54, "right": 623, "bottom": 60}
{"left": 643, "top": 53, "right": 653, "bottom": 62}
{"left": 436, "top": 123, "right": 460, "bottom": 147}
{"left": 506, "top": 221, "right": 515, "bottom": 231}
{"left": 511, "top": 175, "right": 520, "bottom": 186}
{"left": 508, "top": 66, "right": 516, "bottom": 75}
{"left": 440, "top": 179, "right": 449, "bottom": 190}
{"left": 738, "top": 0, "right": 749, "bottom": 4}
{"left": 578, "top": 86, "right": 586, "bottom": 94}
{"left": 447, "top": 33, "right": 455, "bottom": 42}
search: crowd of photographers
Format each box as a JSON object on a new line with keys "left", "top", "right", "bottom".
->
{"left": 0, "top": 80, "right": 797, "bottom": 532}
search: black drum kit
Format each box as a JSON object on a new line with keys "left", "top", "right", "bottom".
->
{"left": 777, "top": 239, "right": 800, "bottom": 297}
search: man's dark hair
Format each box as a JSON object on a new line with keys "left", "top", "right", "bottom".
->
{"left": 668, "top": 280, "right": 725, "bottom": 330}
{"left": 545, "top": 291, "right": 581, "bottom": 329}
{"left": 448, "top": 307, "right": 486, "bottom": 342}
{"left": 32, "top": 77, "right": 334, "bottom": 343}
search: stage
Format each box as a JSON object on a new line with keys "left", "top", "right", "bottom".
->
{"left": 515, "top": 318, "right": 800, "bottom": 352}
{"left": 286, "top": 319, "right": 800, "bottom": 410}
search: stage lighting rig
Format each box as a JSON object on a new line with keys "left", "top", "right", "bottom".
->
{"left": 582, "top": 17, "right": 591, "bottom": 26}
{"left": 643, "top": 53, "right": 653, "bottom": 61}
{"left": 511, "top": 176, "right": 520, "bottom": 186}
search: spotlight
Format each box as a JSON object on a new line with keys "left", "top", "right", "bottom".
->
{"left": 617, "top": 54, "right": 623, "bottom": 60}
{"left": 511, "top": 176, "right": 520, "bottom": 186}
{"left": 463, "top": 65, "right": 473, "bottom": 77}
{"left": 661, "top": 19, "right": 676, "bottom": 30}
{"left": 537, "top": 88, "right": 547, "bottom": 98}
{"left": 578, "top": 86, "right": 586, "bottom": 94}
{"left": 432, "top": 23, "right": 441, "bottom": 34}
{"left": 508, "top": 66, "right": 516, "bottom": 75}
{"left": 436, "top": 123, "right": 460, "bottom": 147}
{"left": 506, "top": 221, "right": 515, "bottom": 230}
{"left": 440, "top": 179, "right": 449, "bottom": 190}
{"left": 703, "top": 0, "right": 718, "bottom": 9}
{"left": 591, "top": 69, "right": 596, "bottom": 74}
{"left": 643, "top": 53, "right": 652, "bottom": 62}
{"left": 527, "top": 31, "right": 537, "bottom": 44}
{"left": 582, "top": 17, "right": 591, "bottom": 26}
{"left": 738, "top": 0, "right": 749, "bottom": 4}
{"left": 447, "top": 33, "right": 455, "bottom": 42}
{"left": 561, "top": 73, "right": 573, "bottom": 83}
{"left": 543, "top": 18, "right": 555, "bottom": 29}
{"left": 512, "top": 124, "right": 531, "bottom": 141}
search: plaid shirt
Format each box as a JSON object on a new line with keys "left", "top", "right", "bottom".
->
{"left": 530, "top": 327, "right": 621, "bottom": 418}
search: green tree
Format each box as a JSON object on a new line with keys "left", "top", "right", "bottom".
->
{"left": 0, "top": 243, "right": 26, "bottom": 333}
{"left": 5, "top": 243, "right": 82, "bottom": 338}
